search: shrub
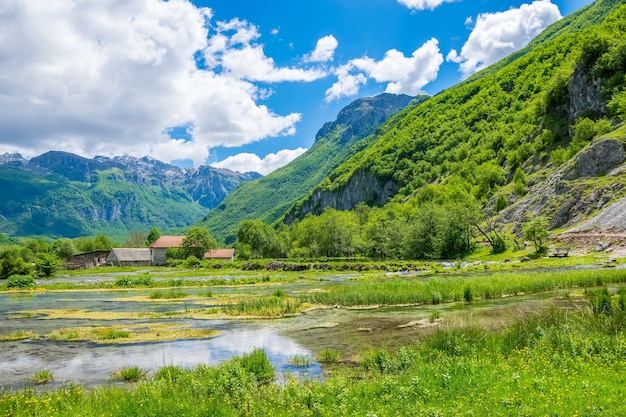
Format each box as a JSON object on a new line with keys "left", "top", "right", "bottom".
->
{"left": 238, "top": 348, "right": 274, "bottom": 384}
{"left": 6, "top": 274, "right": 35, "bottom": 289}
{"left": 114, "top": 273, "right": 155, "bottom": 287}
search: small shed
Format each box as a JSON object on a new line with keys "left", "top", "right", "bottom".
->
{"left": 106, "top": 248, "right": 151, "bottom": 267}
{"left": 148, "top": 236, "right": 185, "bottom": 266}
{"left": 70, "top": 250, "right": 111, "bottom": 269}
{"left": 205, "top": 248, "right": 235, "bottom": 261}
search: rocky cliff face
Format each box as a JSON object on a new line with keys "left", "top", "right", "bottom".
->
{"left": 567, "top": 64, "right": 606, "bottom": 120}
{"left": 495, "top": 138, "right": 626, "bottom": 231}
{"left": 285, "top": 171, "right": 399, "bottom": 223}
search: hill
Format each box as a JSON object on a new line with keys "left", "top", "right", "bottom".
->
{"left": 199, "top": 93, "right": 421, "bottom": 243}
{"left": 283, "top": 0, "right": 626, "bottom": 235}
{"left": 0, "top": 152, "right": 259, "bottom": 238}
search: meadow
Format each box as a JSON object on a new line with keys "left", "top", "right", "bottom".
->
{"left": 1, "top": 264, "right": 626, "bottom": 415}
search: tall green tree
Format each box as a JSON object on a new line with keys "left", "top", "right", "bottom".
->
{"left": 237, "top": 220, "right": 275, "bottom": 259}
{"left": 523, "top": 216, "right": 550, "bottom": 254}
{"left": 182, "top": 227, "right": 217, "bottom": 258}
{"left": 146, "top": 228, "right": 161, "bottom": 246}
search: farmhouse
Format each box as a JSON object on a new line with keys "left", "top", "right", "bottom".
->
{"left": 148, "top": 236, "right": 185, "bottom": 266}
{"left": 205, "top": 248, "right": 235, "bottom": 261}
{"left": 106, "top": 248, "right": 151, "bottom": 267}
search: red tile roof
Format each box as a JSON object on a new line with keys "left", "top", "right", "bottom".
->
{"left": 204, "top": 248, "right": 235, "bottom": 259}
{"left": 148, "top": 236, "right": 185, "bottom": 248}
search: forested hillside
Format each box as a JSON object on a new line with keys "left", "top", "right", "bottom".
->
{"left": 285, "top": 0, "right": 626, "bottom": 229}
{"left": 199, "top": 94, "right": 420, "bottom": 243}
{"left": 225, "top": 0, "right": 626, "bottom": 261}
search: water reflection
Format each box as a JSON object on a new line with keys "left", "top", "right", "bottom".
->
{"left": 1, "top": 323, "right": 320, "bottom": 389}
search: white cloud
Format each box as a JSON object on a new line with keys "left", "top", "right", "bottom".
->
{"left": 448, "top": 0, "right": 562, "bottom": 78}
{"left": 211, "top": 148, "right": 307, "bottom": 175}
{"left": 397, "top": 0, "right": 455, "bottom": 11}
{"left": 326, "top": 38, "right": 443, "bottom": 100}
{"left": 0, "top": 0, "right": 326, "bottom": 166}
{"left": 325, "top": 65, "right": 368, "bottom": 102}
{"left": 304, "top": 35, "right": 339, "bottom": 63}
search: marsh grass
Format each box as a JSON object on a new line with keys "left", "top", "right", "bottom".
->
{"left": 287, "top": 354, "right": 313, "bottom": 367}
{"left": 111, "top": 366, "right": 147, "bottom": 383}
{"left": 149, "top": 290, "right": 188, "bottom": 299}
{"left": 46, "top": 324, "right": 218, "bottom": 344}
{"left": 0, "top": 330, "right": 36, "bottom": 341}
{"left": 3, "top": 305, "right": 626, "bottom": 416}
{"left": 223, "top": 296, "right": 303, "bottom": 317}
{"left": 28, "top": 369, "right": 53, "bottom": 385}
{"left": 316, "top": 349, "right": 341, "bottom": 363}
{"left": 306, "top": 269, "right": 626, "bottom": 307}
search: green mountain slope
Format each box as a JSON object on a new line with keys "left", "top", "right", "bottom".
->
{"left": 284, "top": 0, "right": 626, "bottom": 231}
{"left": 200, "top": 93, "right": 422, "bottom": 243}
{"left": 0, "top": 152, "right": 258, "bottom": 239}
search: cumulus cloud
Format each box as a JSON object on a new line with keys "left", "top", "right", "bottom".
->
{"left": 304, "top": 35, "right": 339, "bottom": 63}
{"left": 397, "top": 0, "right": 455, "bottom": 11}
{"left": 448, "top": 0, "right": 562, "bottom": 78}
{"left": 325, "top": 38, "right": 443, "bottom": 101}
{"left": 211, "top": 148, "right": 308, "bottom": 175}
{"left": 0, "top": 0, "right": 325, "bottom": 167}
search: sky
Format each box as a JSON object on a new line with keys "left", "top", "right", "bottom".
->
{"left": 0, "top": 0, "right": 594, "bottom": 175}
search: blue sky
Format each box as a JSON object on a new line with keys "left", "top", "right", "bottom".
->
{"left": 0, "top": 0, "right": 593, "bottom": 174}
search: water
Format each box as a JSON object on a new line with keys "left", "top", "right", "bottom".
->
{"left": 0, "top": 290, "right": 320, "bottom": 390}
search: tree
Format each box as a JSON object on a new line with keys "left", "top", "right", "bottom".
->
{"left": 182, "top": 227, "right": 217, "bottom": 259}
{"left": 146, "top": 228, "right": 161, "bottom": 246}
{"left": 237, "top": 220, "right": 275, "bottom": 259}
{"left": 93, "top": 234, "right": 113, "bottom": 250}
{"left": 0, "top": 250, "right": 32, "bottom": 280}
{"left": 52, "top": 238, "right": 75, "bottom": 260}
{"left": 125, "top": 231, "right": 147, "bottom": 248}
{"left": 36, "top": 252, "right": 60, "bottom": 277}
{"left": 523, "top": 216, "right": 549, "bottom": 254}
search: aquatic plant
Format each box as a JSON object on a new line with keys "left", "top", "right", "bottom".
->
{"left": 111, "top": 366, "right": 147, "bottom": 383}
{"left": 287, "top": 354, "right": 313, "bottom": 367}
{"left": 29, "top": 369, "right": 53, "bottom": 385}
{"left": 0, "top": 330, "right": 36, "bottom": 341}
{"left": 317, "top": 349, "right": 341, "bottom": 363}
{"left": 149, "top": 290, "right": 188, "bottom": 299}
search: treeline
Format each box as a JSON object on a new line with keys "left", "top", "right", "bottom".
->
{"left": 236, "top": 183, "right": 507, "bottom": 261}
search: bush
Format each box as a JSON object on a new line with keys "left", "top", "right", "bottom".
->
{"left": 238, "top": 348, "right": 275, "bottom": 384}
{"left": 114, "top": 274, "right": 155, "bottom": 287}
{"left": 6, "top": 274, "right": 35, "bottom": 288}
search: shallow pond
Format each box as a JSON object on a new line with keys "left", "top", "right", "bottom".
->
{"left": 1, "top": 278, "right": 621, "bottom": 390}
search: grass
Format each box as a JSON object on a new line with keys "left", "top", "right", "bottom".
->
{"left": 223, "top": 296, "right": 304, "bottom": 317}
{"left": 287, "top": 354, "right": 313, "bottom": 367}
{"left": 111, "top": 367, "right": 147, "bottom": 383}
{"left": 304, "top": 268, "right": 626, "bottom": 307}
{"left": 46, "top": 324, "right": 219, "bottom": 344}
{"left": 2, "top": 302, "right": 626, "bottom": 416}
{"left": 28, "top": 369, "right": 54, "bottom": 385}
{"left": 148, "top": 290, "right": 188, "bottom": 299}
{"left": 316, "top": 349, "right": 341, "bottom": 363}
{"left": 0, "top": 330, "right": 36, "bottom": 341}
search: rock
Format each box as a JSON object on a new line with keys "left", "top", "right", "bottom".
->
{"left": 595, "top": 242, "right": 611, "bottom": 252}
{"left": 520, "top": 256, "right": 531, "bottom": 262}
{"left": 562, "top": 139, "right": 626, "bottom": 181}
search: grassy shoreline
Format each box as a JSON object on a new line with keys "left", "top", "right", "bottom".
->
{"left": 1, "top": 300, "right": 625, "bottom": 416}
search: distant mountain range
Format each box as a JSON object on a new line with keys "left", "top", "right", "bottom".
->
{"left": 0, "top": 152, "right": 259, "bottom": 238}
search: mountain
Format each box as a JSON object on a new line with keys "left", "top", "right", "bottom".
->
{"left": 281, "top": 0, "right": 626, "bottom": 234}
{"left": 199, "top": 93, "right": 421, "bottom": 243}
{"left": 0, "top": 152, "right": 259, "bottom": 238}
